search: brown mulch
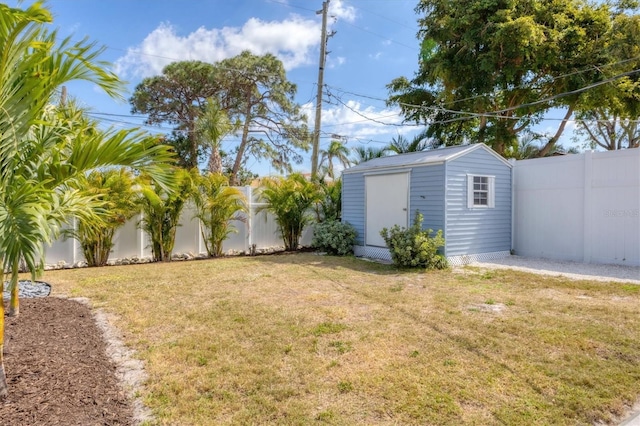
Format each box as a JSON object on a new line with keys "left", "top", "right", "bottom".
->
{"left": 1, "top": 298, "right": 134, "bottom": 425}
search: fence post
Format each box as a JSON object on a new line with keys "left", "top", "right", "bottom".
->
{"left": 247, "top": 186, "right": 253, "bottom": 254}
{"left": 509, "top": 158, "right": 516, "bottom": 254}
{"left": 138, "top": 211, "right": 145, "bottom": 259}
{"left": 582, "top": 151, "right": 593, "bottom": 263}
{"left": 72, "top": 216, "right": 78, "bottom": 265}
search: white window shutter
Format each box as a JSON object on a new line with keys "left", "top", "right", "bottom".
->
{"left": 467, "top": 175, "right": 474, "bottom": 209}
{"left": 488, "top": 176, "right": 495, "bottom": 208}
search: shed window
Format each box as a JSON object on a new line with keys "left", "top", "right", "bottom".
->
{"left": 467, "top": 175, "right": 495, "bottom": 208}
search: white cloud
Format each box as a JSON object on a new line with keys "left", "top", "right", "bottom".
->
{"left": 115, "top": 15, "right": 321, "bottom": 78}
{"left": 329, "top": 0, "right": 357, "bottom": 23}
{"left": 369, "top": 52, "right": 382, "bottom": 60}
{"left": 327, "top": 56, "right": 346, "bottom": 69}
{"left": 305, "top": 100, "right": 414, "bottom": 143}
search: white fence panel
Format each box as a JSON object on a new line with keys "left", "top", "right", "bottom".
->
{"left": 589, "top": 150, "right": 640, "bottom": 265}
{"left": 42, "top": 186, "right": 317, "bottom": 266}
{"left": 111, "top": 213, "right": 150, "bottom": 259}
{"left": 249, "top": 203, "right": 282, "bottom": 249}
{"left": 45, "top": 220, "right": 82, "bottom": 265}
{"left": 220, "top": 186, "right": 251, "bottom": 253}
{"left": 173, "top": 203, "right": 202, "bottom": 255}
{"left": 513, "top": 149, "right": 640, "bottom": 266}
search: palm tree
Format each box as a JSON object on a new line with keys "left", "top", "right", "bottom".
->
{"left": 258, "top": 174, "right": 321, "bottom": 251}
{"left": 195, "top": 98, "right": 235, "bottom": 174}
{"left": 0, "top": 2, "right": 174, "bottom": 398}
{"left": 351, "top": 145, "right": 388, "bottom": 165}
{"left": 193, "top": 173, "right": 247, "bottom": 257}
{"left": 65, "top": 168, "right": 140, "bottom": 267}
{"left": 386, "top": 130, "right": 439, "bottom": 154}
{"left": 138, "top": 168, "right": 197, "bottom": 262}
{"left": 316, "top": 178, "right": 342, "bottom": 222}
{"left": 506, "top": 132, "right": 578, "bottom": 160}
{"left": 319, "top": 140, "right": 351, "bottom": 179}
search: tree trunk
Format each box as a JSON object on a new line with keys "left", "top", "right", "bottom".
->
{"left": 9, "top": 285, "right": 18, "bottom": 317}
{"left": 188, "top": 121, "right": 198, "bottom": 170}
{"left": 208, "top": 146, "right": 223, "bottom": 174}
{"left": 8, "top": 259, "right": 19, "bottom": 317}
{"left": 538, "top": 105, "right": 574, "bottom": 157}
{"left": 230, "top": 103, "right": 253, "bottom": 186}
{"left": 0, "top": 279, "right": 8, "bottom": 399}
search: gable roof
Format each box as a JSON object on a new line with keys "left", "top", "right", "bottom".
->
{"left": 343, "top": 143, "right": 512, "bottom": 174}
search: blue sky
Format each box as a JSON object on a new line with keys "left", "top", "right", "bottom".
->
{"left": 14, "top": 0, "right": 582, "bottom": 175}
{"left": 18, "top": 0, "right": 424, "bottom": 175}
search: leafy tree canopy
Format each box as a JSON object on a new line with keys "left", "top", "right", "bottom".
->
{"left": 388, "top": 0, "right": 640, "bottom": 156}
{"left": 131, "top": 61, "right": 218, "bottom": 169}
{"left": 130, "top": 52, "right": 310, "bottom": 183}
{"left": 573, "top": 11, "right": 640, "bottom": 150}
{"left": 319, "top": 140, "right": 351, "bottom": 179}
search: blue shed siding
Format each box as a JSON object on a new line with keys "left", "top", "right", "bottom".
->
{"left": 342, "top": 173, "right": 365, "bottom": 245}
{"left": 444, "top": 149, "right": 512, "bottom": 257}
{"left": 409, "top": 164, "right": 446, "bottom": 235}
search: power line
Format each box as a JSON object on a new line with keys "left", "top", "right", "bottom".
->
{"left": 495, "top": 68, "right": 640, "bottom": 114}
{"left": 327, "top": 54, "right": 640, "bottom": 109}
{"left": 355, "top": 4, "right": 418, "bottom": 31}
{"left": 265, "top": 0, "right": 317, "bottom": 13}
{"left": 337, "top": 20, "right": 418, "bottom": 51}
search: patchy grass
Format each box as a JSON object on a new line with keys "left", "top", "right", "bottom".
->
{"left": 41, "top": 253, "right": 640, "bottom": 425}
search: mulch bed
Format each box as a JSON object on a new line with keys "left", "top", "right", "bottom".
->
{"left": 1, "top": 298, "right": 134, "bottom": 425}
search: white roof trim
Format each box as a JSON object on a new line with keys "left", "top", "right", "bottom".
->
{"left": 343, "top": 143, "right": 512, "bottom": 175}
{"left": 446, "top": 143, "right": 513, "bottom": 168}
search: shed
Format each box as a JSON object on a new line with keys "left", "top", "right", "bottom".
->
{"left": 342, "top": 143, "right": 513, "bottom": 265}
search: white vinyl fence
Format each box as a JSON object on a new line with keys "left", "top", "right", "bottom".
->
{"left": 513, "top": 149, "right": 640, "bottom": 266}
{"left": 43, "top": 149, "right": 640, "bottom": 268}
{"left": 44, "top": 186, "right": 315, "bottom": 266}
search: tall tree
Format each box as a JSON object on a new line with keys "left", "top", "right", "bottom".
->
{"left": 215, "top": 51, "right": 310, "bottom": 185}
{"left": 574, "top": 113, "right": 639, "bottom": 150}
{"left": 388, "top": 0, "right": 637, "bottom": 156}
{"left": 574, "top": 12, "right": 640, "bottom": 150}
{"left": 130, "top": 52, "right": 310, "bottom": 184}
{"left": 319, "top": 140, "right": 351, "bottom": 179}
{"left": 162, "top": 130, "right": 204, "bottom": 170}
{"left": 0, "top": 2, "right": 173, "bottom": 398}
{"left": 131, "top": 61, "right": 219, "bottom": 169}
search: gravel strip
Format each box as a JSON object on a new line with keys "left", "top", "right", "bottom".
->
{"left": 2, "top": 280, "right": 51, "bottom": 299}
{"left": 470, "top": 255, "right": 639, "bottom": 284}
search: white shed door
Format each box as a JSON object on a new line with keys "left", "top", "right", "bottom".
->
{"left": 365, "top": 173, "right": 409, "bottom": 247}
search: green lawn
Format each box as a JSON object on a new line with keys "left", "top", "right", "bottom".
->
{"left": 42, "top": 253, "right": 640, "bottom": 425}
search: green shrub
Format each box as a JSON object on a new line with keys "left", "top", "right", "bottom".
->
{"left": 258, "top": 174, "right": 321, "bottom": 251}
{"left": 315, "top": 178, "right": 342, "bottom": 222}
{"left": 380, "top": 211, "right": 448, "bottom": 269}
{"left": 312, "top": 220, "right": 357, "bottom": 256}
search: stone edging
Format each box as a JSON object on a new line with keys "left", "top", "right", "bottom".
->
{"left": 43, "top": 246, "right": 288, "bottom": 270}
{"left": 65, "top": 296, "right": 153, "bottom": 425}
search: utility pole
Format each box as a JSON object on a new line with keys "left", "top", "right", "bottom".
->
{"left": 311, "top": 0, "right": 330, "bottom": 180}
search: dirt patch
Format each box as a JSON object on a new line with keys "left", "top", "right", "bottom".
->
{"left": 1, "top": 298, "right": 134, "bottom": 425}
